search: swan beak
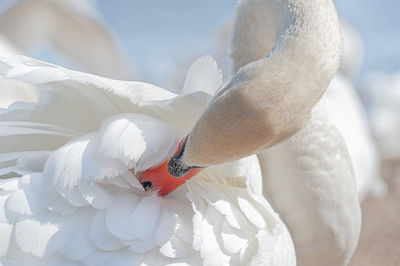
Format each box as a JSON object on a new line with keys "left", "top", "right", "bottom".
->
{"left": 140, "top": 138, "right": 203, "bottom": 196}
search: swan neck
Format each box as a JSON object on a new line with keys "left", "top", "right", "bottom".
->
{"left": 182, "top": 0, "right": 341, "bottom": 167}
{"left": 269, "top": 0, "right": 341, "bottom": 85}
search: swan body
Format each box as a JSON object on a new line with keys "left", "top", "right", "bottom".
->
{"left": 230, "top": 1, "right": 361, "bottom": 265}
{"left": 161, "top": 0, "right": 361, "bottom": 265}
{"left": 0, "top": 55, "right": 296, "bottom": 265}
{"left": 0, "top": 0, "right": 361, "bottom": 265}
{"left": 0, "top": 0, "right": 134, "bottom": 79}
{"left": 258, "top": 101, "right": 361, "bottom": 266}
{"left": 325, "top": 75, "right": 384, "bottom": 200}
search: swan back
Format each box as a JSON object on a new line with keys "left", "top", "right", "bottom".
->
{"left": 258, "top": 102, "right": 361, "bottom": 266}
{"left": 325, "top": 75, "right": 383, "bottom": 200}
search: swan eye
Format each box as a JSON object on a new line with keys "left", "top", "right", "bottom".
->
{"left": 140, "top": 137, "right": 204, "bottom": 196}
{"left": 141, "top": 181, "right": 153, "bottom": 191}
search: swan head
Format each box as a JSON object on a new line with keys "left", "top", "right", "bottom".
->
{"left": 140, "top": 138, "right": 203, "bottom": 196}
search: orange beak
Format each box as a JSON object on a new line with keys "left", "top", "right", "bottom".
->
{"left": 140, "top": 138, "right": 203, "bottom": 196}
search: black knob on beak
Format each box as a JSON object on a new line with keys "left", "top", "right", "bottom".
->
{"left": 168, "top": 136, "right": 202, "bottom": 177}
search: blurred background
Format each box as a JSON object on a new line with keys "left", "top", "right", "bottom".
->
{"left": 0, "top": 0, "right": 399, "bottom": 265}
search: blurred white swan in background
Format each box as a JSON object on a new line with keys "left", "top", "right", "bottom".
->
{"left": 0, "top": 0, "right": 135, "bottom": 79}
{"left": 338, "top": 20, "right": 364, "bottom": 81}
{"left": 366, "top": 71, "right": 400, "bottom": 162}
{"left": 0, "top": 0, "right": 137, "bottom": 111}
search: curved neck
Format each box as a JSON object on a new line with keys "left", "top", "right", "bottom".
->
{"left": 232, "top": 0, "right": 342, "bottom": 98}
{"left": 268, "top": 0, "right": 341, "bottom": 95}
{"left": 183, "top": 0, "right": 341, "bottom": 166}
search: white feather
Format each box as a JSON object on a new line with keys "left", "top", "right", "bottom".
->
{"left": 60, "top": 187, "right": 90, "bottom": 207}
{"left": 14, "top": 213, "right": 72, "bottom": 258}
{"left": 159, "top": 233, "right": 192, "bottom": 259}
{"left": 89, "top": 211, "right": 124, "bottom": 251}
{"left": 5, "top": 188, "right": 46, "bottom": 221}
{"left": 58, "top": 209, "right": 96, "bottom": 261}
{"left": 97, "top": 114, "right": 179, "bottom": 171}
{"left": 105, "top": 192, "right": 140, "bottom": 241}
{"left": 78, "top": 181, "right": 114, "bottom": 210}
{"left": 182, "top": 55, "right": 223, "bottom": 95}
{"left": 237, "top": 197, "right": 266, "bottom": 229}
{"left": 0, "top": 53, "right": 296, "bottom": 265}
{"left": 96, "top": 249, "right": 144, "bottom": 266}
{"left": 0, "top": 223, "right": 12, "bottom": 256}
{"left": 154, "top": 207, "right": 177, "bottom": 247}
{"left": 0, "top": 178, "right": 19, "bottom": 192}
{"left": 42, "top": 136, "right": 90, "bottom": 189}
{"left": 129, "top": 240, "right": 155, "bottom": 254}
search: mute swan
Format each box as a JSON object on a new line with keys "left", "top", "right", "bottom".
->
{"left": 229, "top": 4, "right": 363, "bottom": 263}
{"left": 0, "top": 0, "right": 134, "bottom": 79}
{"left": 173, "top": 14, "right": 381, "bottom": 201}
{"left": 0, "top": 55, "right": 296, "bottom": 265}
{"left": 184, "top": 3, "right": 381, "bottom": 201}
{"left": 0, "top": 0, "right": 360, "bottom": 265}
{"left": 142, "top": 0, "right": 361, "bottom": 265}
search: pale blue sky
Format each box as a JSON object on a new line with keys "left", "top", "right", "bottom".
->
{"left": 96, "top": 0, "right": 236, "bottom": 84}
{"left": 95, "top": 0, "right": 400, "bottom": 83}
{"left": 1, "top": 0, "right": 398, "bottom": 84}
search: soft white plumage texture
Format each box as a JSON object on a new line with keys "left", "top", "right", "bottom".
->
{"left": 0, "top": 55, "right": 295, "bottom": 265}
{"left": 258, "top": 101, "right": 361, "bottom": 266}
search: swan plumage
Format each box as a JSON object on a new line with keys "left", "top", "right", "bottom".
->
{"left": 0, "top": 0, "right": 362, "bottom": 265}
{"left": 0, "top": 55, "right": 295, "bottom": 265}
{"left": 158, "top": 0, "right": 361, "bottom": 265}
{"left": 182, "top": 0, "right": 342, "bottom": 167}
{"left": 226, "top": 0, "right": 381, "bottom": 201}
{"left": 258, "top": 100, "right": 361, "bottom": 266}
